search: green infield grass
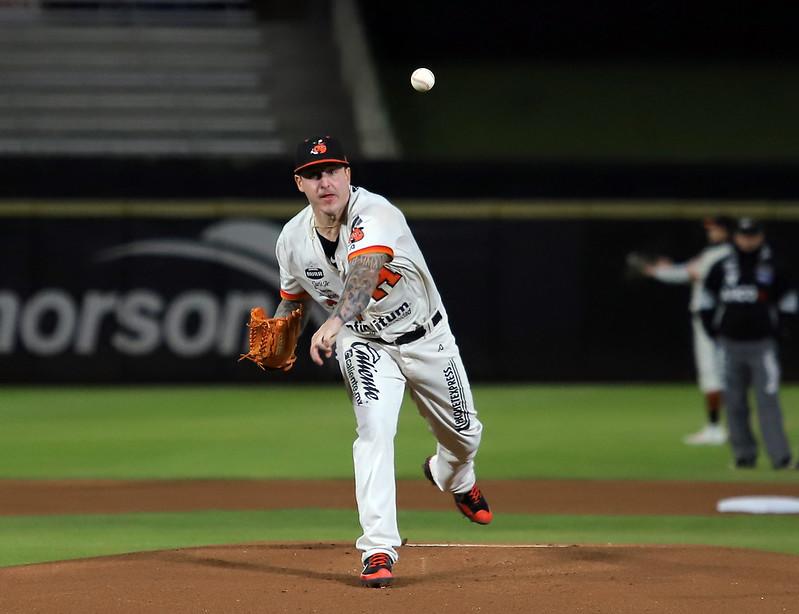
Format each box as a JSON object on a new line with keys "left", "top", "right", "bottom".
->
{"left": 1, "top": 509, "right": 798, "bottom": 568}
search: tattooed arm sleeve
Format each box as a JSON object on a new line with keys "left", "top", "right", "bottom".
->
{"left": 333, "top": 253, "right": 390, "bottom": 323}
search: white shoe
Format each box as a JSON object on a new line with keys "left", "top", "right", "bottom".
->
{"left": 683, "top": 424, "right": 727, "bottom": 446}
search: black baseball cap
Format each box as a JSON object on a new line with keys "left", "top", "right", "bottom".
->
{"left": 293, "top": 135, "right": 349, "bottom": 175}
{"left": 735, "top": 217, "right": 764, "bottom": 235}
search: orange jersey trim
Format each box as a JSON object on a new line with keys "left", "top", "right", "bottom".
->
{"left": 280, "top": 289, "right": 310, "bottom": 301}
{"left": 348, "top": 245, "right": 394, "bottom": 261}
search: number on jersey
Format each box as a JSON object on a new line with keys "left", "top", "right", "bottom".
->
{"left": 372, "top": 266, "right": 402, "bottom": 301}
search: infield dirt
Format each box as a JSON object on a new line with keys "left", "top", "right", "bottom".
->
{"left": 2, "top": 542, "right": 798, "bottom": 613}
{"left": 4, "top": 477, "right": 799, "bottom": 516}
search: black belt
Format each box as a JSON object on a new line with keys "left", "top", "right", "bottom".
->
{"left": 394, "top": 311, "right": 442, "bottom": 346}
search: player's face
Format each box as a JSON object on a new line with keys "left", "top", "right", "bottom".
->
{"left": 294, "top": 164, "right": 352, "bottom": 218}
{"left": 733, "top": 232, "right": 764, "bottom": 252}
{"left": 706, "top": 225, "right": 728, "bottom": 244}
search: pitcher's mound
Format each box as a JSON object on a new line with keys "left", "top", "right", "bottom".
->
{"left": 1, "top": 542, "right": 797, "bottom": 613}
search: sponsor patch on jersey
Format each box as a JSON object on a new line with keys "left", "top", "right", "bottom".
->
{"left": 721, "top": 284, "right": 759, "bottom": 303}
{"left": 305, "top": 267, "right": 324, "bottom": 280}
{"left": 345, "top": 301, "right": 411, "bottom": 336}
{"left": 756, "top": 264, "right": 774, "bottom": 285}
{"left": 317, "top": 287, "right": 339, "bottom": 301}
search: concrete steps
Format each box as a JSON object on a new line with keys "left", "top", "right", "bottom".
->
{"left": 0, "top": 4, "right": 286, "bottom": 156}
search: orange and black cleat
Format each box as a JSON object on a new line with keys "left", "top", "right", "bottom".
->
{"left": 453, "top": 484, "right": 493, "bottom": 525}
{"left": 360, "top": 553, "right": 394, "bottom": 588}
{"left": 423, "top": 456, "right": 493, "bottom": 525}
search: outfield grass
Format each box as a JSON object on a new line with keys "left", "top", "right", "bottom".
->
{"left": 0, "top": 384, "right": 797, "bottom": 567}
{"left": 1, "top": 509, "right": 798, "bottom": 568}
{"left": 1, "top": 384, "right": 797, "bottom": 481}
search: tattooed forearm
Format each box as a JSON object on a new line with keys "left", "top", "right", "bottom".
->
{"left": 333, "top": 253, "right": 390, "bottom": 322}
{"left": 274, "top": 298, "right": 312, "bottom": 331}
{"left": 274, "top": 299, "right": 303, "bottom": 317}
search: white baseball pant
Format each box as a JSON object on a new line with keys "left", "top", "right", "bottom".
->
{"left": 336, "top": 316, "right": 483, "bottom": 564}
{"left": 692, "top": 314, "right": 723, "bottom": 392}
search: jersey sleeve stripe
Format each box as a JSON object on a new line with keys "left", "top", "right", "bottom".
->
{"left": 280, "top": 289, "right": 310, "bottom": 300}
{"left": 348, "top": 245, "right": 394, "bottom": 261}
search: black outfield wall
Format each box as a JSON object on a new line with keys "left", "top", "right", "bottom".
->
{"left": 1, "top": 158, "right": 797, "bottom": 383}
{"left": 1, "top": 207, "right": 797, "bottom": 384}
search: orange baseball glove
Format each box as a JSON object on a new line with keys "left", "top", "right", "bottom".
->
{"left": 238, "top": 306, "right": 303, "bottom": 372}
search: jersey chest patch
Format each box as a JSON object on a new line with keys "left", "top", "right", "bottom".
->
{"left": 304, "top": 267, "right": 324, "bottom": 280}
{"left": 302, "top": 263, "right": 342, "bottom": 307}
{"left": 755, "top": 264, "right": 774, "bottom": 285}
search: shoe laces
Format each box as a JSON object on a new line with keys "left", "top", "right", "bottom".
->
{"left": 467, "top": 485, "right": 482, "bottom": 505}
{"left": 367, "top": 553, "right": 391, "bottom": 568}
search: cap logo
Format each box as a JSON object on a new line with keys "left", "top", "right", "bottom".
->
{"left": 310, "top": 140, "right": 327, "bottom": 155}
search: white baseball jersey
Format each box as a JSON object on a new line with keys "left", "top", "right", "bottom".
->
{"left": 652, "top": 242, "right": 731, "bottom": 392}
{"left": 652, "top": 242, "right": 732, "bottom": 312}
{"left": 276, "top": 185, "right": 444, "bottom": 341}
{"left": 275, "top": 184, "right": 483, "bottom": 566}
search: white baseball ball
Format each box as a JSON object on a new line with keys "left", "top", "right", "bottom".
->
{"left": 410, "top": 67, "right": 435, "bottom": 92}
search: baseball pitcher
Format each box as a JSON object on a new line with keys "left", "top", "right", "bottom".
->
{"left": 241, "top": 136, "right": 492, "bottom": 588}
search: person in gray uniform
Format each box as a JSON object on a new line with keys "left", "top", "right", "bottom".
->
{"left": 699, "top": 218, "right": 797, "bottom": 469}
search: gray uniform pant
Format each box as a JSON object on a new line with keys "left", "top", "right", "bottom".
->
{"left": 719, "top": 337, "right": 792, "bottom": 466}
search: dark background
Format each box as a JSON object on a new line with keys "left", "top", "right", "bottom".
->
{"left": 2, "top": 0, "right": 798, "bottom": 382}
{"left": 2, "top": 159, "right": 799, "bottom": 200}
{"left": 358, "top": 1, "right": 799, "bottom": 61}
{"left": 2, "top": 210, "right": 797, "bottom": 383}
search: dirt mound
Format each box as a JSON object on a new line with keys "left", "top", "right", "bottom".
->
{"left": 4, "top": 478, "right": 799, "bottom": 516}
{"left": 1, "top": 542, "right": 797, "bottom": 613}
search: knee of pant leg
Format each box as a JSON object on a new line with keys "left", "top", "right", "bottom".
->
{"left": 455, "top": 419, "right": 482, "bottom": 451}
{"left": 439, "top": 428, "right": 482, "bottom": 464}
{"left": 356, "top": 417, "right": 398, "bottom": 444}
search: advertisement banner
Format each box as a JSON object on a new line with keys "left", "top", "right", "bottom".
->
{"left": 0, "top": 216, "right": 337, "bottom": 382}
{"left": 2, "top": 207, "right": 797, "bottom": 382}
